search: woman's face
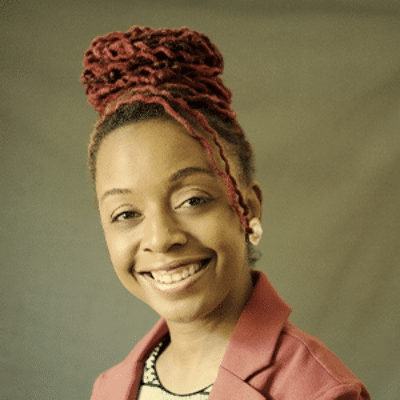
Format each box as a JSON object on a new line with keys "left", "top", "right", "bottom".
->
{"left": 95, "top": 118, "right": 262, "bottom": 324}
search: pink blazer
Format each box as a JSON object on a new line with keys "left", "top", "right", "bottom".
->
{"left": 91, "top": 271, "right": 370, "bottom": 399}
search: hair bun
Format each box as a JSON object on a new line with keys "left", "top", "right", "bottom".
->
{"left": 80, "top": 26, "right": 232, "bottom": 116}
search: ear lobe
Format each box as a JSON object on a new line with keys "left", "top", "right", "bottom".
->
{"left": 246, "top": 181, "right": 263, "bottom": 221}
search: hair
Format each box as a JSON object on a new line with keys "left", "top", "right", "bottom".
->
{"left": 81, "top": 26, "right": 260, "bottom": 264}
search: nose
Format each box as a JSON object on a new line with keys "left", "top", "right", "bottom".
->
{"left": 141, "top": 208, "right": 187, "bottom": 253}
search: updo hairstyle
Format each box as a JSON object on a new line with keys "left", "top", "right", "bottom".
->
{"left": 81, "top": 26, "right": 256, "bottom": 237}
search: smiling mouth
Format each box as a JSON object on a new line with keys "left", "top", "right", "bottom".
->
{"left": 141, "top": 259, "right": 211, "bottom": 284}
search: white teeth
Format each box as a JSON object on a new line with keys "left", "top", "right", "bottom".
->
{"left": 150, "top": 262, "right": 206, "bottom": 284}
{"left": 181, "top": 269, "right": 189, "bottom": 279}
{"left": 160, "top": 274, "right": 172, "bottom": 284}
{"left": 171, "top": 272, "right": 181, "bottom": 283}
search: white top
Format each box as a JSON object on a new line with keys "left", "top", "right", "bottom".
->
{"left": 137, "top": 337, "right": 213, "bottom": 400}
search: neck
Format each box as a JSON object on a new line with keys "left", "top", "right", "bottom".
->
{"left": 164, "top": 271, "right": 254, "bottom": 367}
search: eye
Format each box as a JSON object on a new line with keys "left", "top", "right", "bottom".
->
{"left": 111, "top": 210, "right": 141, "bottom": 223}
{"left": 178, "top": 196, "right": 212, "bottom": 209}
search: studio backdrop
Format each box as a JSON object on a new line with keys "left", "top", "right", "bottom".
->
{"left": 1, "top": 1, "right": 399, "bottom": 399}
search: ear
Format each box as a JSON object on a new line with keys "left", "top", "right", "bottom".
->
{"left": 245, "top": 180, "right": 263, "bottom": 221}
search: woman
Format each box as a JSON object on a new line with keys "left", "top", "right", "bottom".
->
{"left": 81, "top": 26, "right": 370, "bottom": 400}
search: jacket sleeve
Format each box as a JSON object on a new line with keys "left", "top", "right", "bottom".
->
{"left": 90, "top": 373, "right": 107, "bottom": 400}
{"left": 312, "top": 383, "right": 371, "bottom": 400}
{"left": 90, "top": 370, "right": 138, "bottom": 400}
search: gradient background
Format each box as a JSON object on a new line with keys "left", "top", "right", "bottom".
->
{"left": 1, "top": 1, "right": 399, "bottom": 399}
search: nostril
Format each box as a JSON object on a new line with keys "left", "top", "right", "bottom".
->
{"left": 141, "top": 222, "right": 188, "bottom": 253}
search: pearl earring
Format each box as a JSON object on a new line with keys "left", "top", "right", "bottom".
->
{"left": 249, "top": 218, "right": 263, "bottom": 246}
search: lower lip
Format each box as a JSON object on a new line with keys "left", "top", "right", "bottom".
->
{"left": 140, "top": 259, "right": 212, "bottom": 295}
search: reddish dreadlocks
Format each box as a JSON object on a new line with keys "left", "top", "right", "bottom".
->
{"left": 81, "top": 26, "right": 254, "bottom": 233}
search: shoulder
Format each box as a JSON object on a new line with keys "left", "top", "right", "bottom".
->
{"left": 223, "top": 271, "right": 370, "bottom": 399}
{"left": 261, "top": 321, "right": 371, "bottom": 399}
{"left": 90, "top": 348, "right": 144, "bottom": 400}
{"left": 90, "top": 318, "right": 169, "bottom": 400}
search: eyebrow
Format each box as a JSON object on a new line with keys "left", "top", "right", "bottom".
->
{"left": 100, "top": 167, "right": 215, "bottom": 203}
{"left": 100, "top": 188, "right": 132, "bottom": 204}
{"left": 168, "top": 166, "right": 215, "bottom": 182}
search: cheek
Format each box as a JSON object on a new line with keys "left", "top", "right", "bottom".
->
{"left": 103, "top": 230, "right": 148, "bottom": 299}
{"left": 103, "top": 229, "right": 137, "bottom": 274}
{"left": 191, "top": 207, "right": 246, "bottom": 259}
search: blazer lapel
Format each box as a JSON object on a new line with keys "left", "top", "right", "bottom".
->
{"left": 209, "top": 367, "right": 268, "bottom": 400}
{"left": 216, "top": 271, "right": 291, "bottom": 394}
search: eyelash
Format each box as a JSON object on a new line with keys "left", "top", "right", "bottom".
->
{"left": 110, "top": 196, "right": 213, "bottom": 223}
{"left": 111, "top": 210, "right": 140, "bottom": 223}
{"left": 178, "top": 196, "right": 212, "bottom": 209}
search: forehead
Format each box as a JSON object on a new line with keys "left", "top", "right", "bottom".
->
{"left": 99, "top": 118, "right": 211, "bottom": 165}
{"left": 95, "top": 118, "right": 222, "bottom": 195}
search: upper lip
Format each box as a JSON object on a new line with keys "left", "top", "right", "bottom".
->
{"left": 137, "top": 257, "right": 210, "bottom": 274}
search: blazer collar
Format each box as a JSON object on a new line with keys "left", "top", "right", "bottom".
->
{"left": 219, "top": 270, "right": 291, "bottom": 381}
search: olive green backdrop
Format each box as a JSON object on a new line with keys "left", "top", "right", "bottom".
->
{"left": 1, "top": 1, "right": 399, "bottom": 399}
